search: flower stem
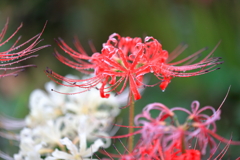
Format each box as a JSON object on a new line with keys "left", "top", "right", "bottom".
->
{"left": 181, "top": 132, "right": 186, "bottom": 154}
{"left": 128, "top": 96, "right": 135, "bottom": 152}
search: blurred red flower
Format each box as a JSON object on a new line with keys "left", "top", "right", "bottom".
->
{"left": 0, "top": 19, "right": 49, "bottom": 78}
{"left": 104, "top": 101, "right": 240, "bottom": 159}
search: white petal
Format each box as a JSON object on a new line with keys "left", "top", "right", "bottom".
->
{"left": 51, "top": 149, "right": 74, "bottom": 159}
{"left": 13, "top": 154, "right": 23, "bottom": 160}
{"left": 79, "top": 133, "right": 87, "bottom": 153}
{"left": 81, "top": 139, "right": 104, "bottom": 157}
{"left": 44, "top": 156, "right": 57, "bottom": 160}
{"left": 60, "top": 137, "right": 78, "bottom": 156}
{"left": 25, "top": 151, "right": 43, "bottom": 160}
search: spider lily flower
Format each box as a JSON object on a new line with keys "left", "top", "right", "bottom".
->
{"left": 0, "top": 19, "right": 50, "bottom": 78}
{"left": 117, "top": 138, "right": 232, "bottom": 160}
{"left": 45, "top": 33, "right": 222, "bottom": 101}
{"left": 107, "top": 101, "right": 240, "bottom": 159}
{"left": 118, "top": 140, "right": 201, "bottom": 160}
{"left": 0, "top": 75, "right": 121, "bottom": 160}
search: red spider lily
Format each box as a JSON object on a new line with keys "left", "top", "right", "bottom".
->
{"left": 0, "top": 19, "right": 50, "bottom": 78}
{"left": 111, "top": 136, "right": 231, "bottom": 160}
{"left": 45, "top": 33, "right": 223, "bottom": 101}
{"left": 99, "top": 137, "right": 201, "bottom": 160}
{"left": 105, "top": 101, "right": 240, "bottom": 159}
{"left": 101, "top": 138, "right": 231, "bottom": 160}
{"left": 117, "top": 139, "right": 201, "bottom": 160}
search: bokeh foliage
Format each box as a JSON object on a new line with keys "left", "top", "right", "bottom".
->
{"left": 0, "top": 0, "right": 239, "bottom": 159}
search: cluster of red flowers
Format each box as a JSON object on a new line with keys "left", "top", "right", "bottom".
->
{"left": 1, "top": 20, "right": 239, "bottom": 159}
{"left": 106, "top": 101, "right": 239, "bottom": 159}
{"left": 0, "top": 19, "right": 49, "bottom": 78}
{"left": 45, "top": 33, "right": 223, "bottom": 102}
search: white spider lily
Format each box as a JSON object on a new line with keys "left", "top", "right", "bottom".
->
{"left": 1, "top": 74, "right": 123, "bottom": 159}
{"left": 47, "top": 137, "right": 104, "bottom": 160}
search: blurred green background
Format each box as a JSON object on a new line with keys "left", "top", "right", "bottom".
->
{"left": 0, "top": 0, "right": 240, "bottom": 159}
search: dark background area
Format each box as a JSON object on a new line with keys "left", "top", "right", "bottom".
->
{"left": 0, "top": 0, "right": 240, "bottom": 159}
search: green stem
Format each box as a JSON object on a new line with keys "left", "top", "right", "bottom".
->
{"left": 128, "top": 96, "right": 135, "bottom": 152}
{"left": 181, "top": 135, "right": 186, "bottom": 154}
